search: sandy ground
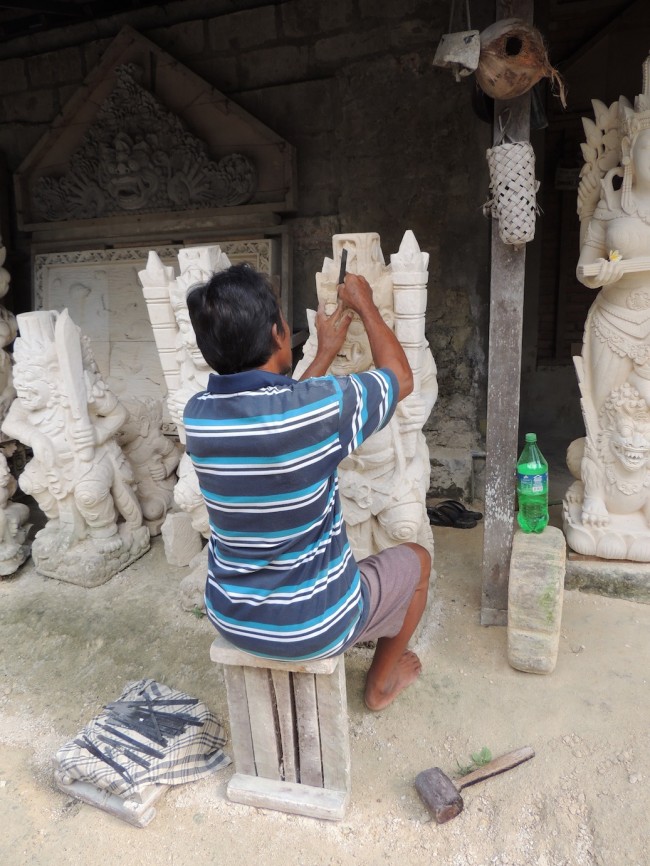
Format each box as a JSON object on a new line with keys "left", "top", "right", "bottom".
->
{"left": 0, "top": 505, "right": 648, "bottom": 866}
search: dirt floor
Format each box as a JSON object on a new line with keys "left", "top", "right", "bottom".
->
{"left": 0, "top": 502, "right": 648, "bottom": 866}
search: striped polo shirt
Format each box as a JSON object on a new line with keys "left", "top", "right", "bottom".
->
{"left": 183, "top": 366, "right": 399, "bottom": 660}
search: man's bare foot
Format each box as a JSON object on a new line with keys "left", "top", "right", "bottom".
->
{"left": 364, "top": 650, "right": 422, "bottom": 711}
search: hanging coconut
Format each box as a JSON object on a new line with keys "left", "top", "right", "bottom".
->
{"left": 475, "top": 18, "right": 566, "bottom": 107}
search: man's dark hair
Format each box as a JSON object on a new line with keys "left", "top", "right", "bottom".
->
{"left": 186, "top": 263, "right": 285, "bottom": 375}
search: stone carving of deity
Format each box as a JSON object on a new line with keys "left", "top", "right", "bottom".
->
{"left": 0, "top": 243, "right": 17, "bottom": 435}
{"left": 1, "top": 309, "right": 150, "bottom": 585}
{"left": 0, "top": 451, "right": 31, "bottom": 576}
{"left": 294, "top": 230, "right": 437, "bottom": 561}
{"left": 139, "top": 245, "right": 231, "bottom": 569}
{"left": 116, "top": 397, "right": 181, "bottom": 537}
{"left": 564, "top": 53, "right": 650, "bottom": 560}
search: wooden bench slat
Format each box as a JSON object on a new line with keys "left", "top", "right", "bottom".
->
{"left": 244, "top": 667, "right": 281, "bottom": 780}
{"left": 316, "top": 658, "right": 350, "bottom": 792}
{"left": 270, "top": 669, "right": 298, "bottom": 782}
{"left": 293, "top": 672, "right": 323, "bottom": 787}
{"left": 222, "top": 665, "right": 256, "bottom": 776}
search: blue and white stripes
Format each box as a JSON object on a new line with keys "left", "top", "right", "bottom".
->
{"left": 184, "top": 366, "right": 398, "bottom": 660}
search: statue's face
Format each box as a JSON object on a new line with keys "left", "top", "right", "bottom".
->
{"left": 329, "top": 318, "right": 374, "bottom": 375}
{"left": 321, "top": 277, "right": 394, "bottom": 377}
{"left": 14, "top": 365, "right": 51, "bottom": 410}
{"left": 100, "top": 132, "right": 160, "bottom": 211}
{"left": 633, "top": 128, "right": 650, "bottom": 186}
{"left": 174, "top": 306, "right": 209, "bottom": 370}
{"left": 611, "top": 418, "right": 650, "bottom": 472}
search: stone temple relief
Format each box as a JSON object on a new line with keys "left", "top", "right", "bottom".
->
{"left": 1, "top": 310, "right": 150, "bottom": 585}
{"left": 294, "top": 231, "right": 437, "bottom": 561}
{"left": 565, "top": 52, "right": 650, "bottom": 561}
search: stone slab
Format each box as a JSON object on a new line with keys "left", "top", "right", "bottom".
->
{"left": 566, "top": 551, "right": 650, "bottom": 604}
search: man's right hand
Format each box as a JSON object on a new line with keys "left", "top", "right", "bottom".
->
{"left": 337, "top": 273, "right": 414, "bottom": 401}
{"left": 337, "top": 273, "right": 375, "bottom": 317}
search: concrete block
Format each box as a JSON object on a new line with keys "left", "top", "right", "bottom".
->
{"left": 0, "top": 89, "right": 56, "bottom": 124}
{"left": 508, "top": 526, "right": 566, "bottom": 674}
{"left": 0, "top": 58, "right": 27, "bottom": 95}
{"left": 28, "top": 47, "right": 83, "bottom": 87}
{"left": 565, "top": 552, "right": 650, "bottom": 604}
{"left": 208, "top": 7, "right": 277, "bottom": 53}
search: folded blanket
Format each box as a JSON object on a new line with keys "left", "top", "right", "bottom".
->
{"left": 54, "top": 678, "right": 231, "bottom": 799}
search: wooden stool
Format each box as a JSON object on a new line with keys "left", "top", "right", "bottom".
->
{"left": 210, "top": 633, "right": 351, "bottom": 820}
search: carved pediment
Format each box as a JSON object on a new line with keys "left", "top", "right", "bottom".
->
{"left": 33, "top": 63, "right": 257, "bottom": 222}
{"left": 15, "top": 26, "right": 295, "bottom": 233}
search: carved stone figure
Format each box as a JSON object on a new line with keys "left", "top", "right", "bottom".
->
{"left": 33, "top": 64, "right": 256, "bottom": 222}
{"left": 0, "top": 451, "right": 31, "bottom": 576}
{"left": 564, "top": 53, "right": 650, "bottom": 560}
{"left": 0, "top": 243, "right": 17, "bottom": 436}
{"left": 117, "top": 397, "right": 181, "bottom": 536}
{"left": 1, "top": 310, "right": 149, "bottom": 586}
{"left": 294, "top": 231, "right": 437, "bottom": 561}
{"left": 139, "top": 245, "right": 231, "bottom": 570}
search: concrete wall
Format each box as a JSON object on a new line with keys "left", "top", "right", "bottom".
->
{"left": 0, "top": 0, "right": 494, "bottom": 495}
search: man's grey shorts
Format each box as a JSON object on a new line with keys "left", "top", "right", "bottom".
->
{"left": 353, "top": 545, "right": 421, "bottom": 643}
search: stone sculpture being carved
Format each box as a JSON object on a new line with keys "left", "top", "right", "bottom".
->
{"left": 564, "top": 52, "right": 650, "bottom": 560}
{"left": 1, "top": 310, "right": 150, "bottom": 586}
{"left": 116, "top": 397, "right": 181, "bottom": 536}
{"left": 0, "top": 451, "right": 31, "bottom": 576}
{"left": 33, "top": 64, "right": 257, "bottom": 222}
{"left": 139, "top": 245, "right": 232, "bottom": 578}
{"left": 294, "top": 231, "right": 437, "bottom": 561}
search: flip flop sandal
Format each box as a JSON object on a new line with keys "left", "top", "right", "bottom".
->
{"left": 438, "top": 499, "right": 483, "bottom": 521}
{"left": 427, "top": 505, "right": 477, "bottom": 529}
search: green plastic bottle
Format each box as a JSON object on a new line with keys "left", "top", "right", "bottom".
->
{"left": 516, "top": 433, "right": 549, "bottom": 533}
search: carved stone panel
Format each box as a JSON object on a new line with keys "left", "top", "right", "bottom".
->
{"left": 34, "top": 240, "right": 279, "bottom": 416}
{"left": 15, "top": 26, "right": 295, "bottom": 234}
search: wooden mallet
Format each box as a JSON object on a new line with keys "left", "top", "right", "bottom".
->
{"left": 415, "top": 746, "right": 535, "bottom": 824}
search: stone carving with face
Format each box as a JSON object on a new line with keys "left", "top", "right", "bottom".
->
{"left": 294, "top": 231, "right": 436, "bottom": 561}
{"left": 1, "top": 309, "right": 149, "bottom": 585}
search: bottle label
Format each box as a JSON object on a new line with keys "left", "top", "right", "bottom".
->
{"left": 517, "top": 471, "right": 548, "bottom": 494}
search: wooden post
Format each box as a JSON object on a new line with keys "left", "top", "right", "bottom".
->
{"left": 480, "top": 0, "right": 534, "bottom": 625}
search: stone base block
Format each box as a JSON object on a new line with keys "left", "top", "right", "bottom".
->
{"left": 507, "top": 526, "right": 566, "bottom": 675}
{"left": 566, "top": 551, "right": 650, "bottom": 604}
{"left": 53, "top": 769, "right": 167, "bottom": 828}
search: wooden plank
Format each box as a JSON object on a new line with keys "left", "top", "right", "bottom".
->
{"left": 270, "top": 669, "right": 298, "bottom": 783}
{"left": 315, "top": 658, "right": 351, "bottom": 794}
{"left": 210, "top": 635, "right": 339, "bottom": 674}
{"left": 244, "top": 667, "right": 281, "bottom": 781}
{"left": 222, "top": 665, "right": 256, "bottom": 777}
{"left": 293, "top": 672, "right": 323, "bottom": 788}
{"left": 226, "top": 773, "right": 349, "bottom": 821}
{"left": 481, "top": 0, "right": 534, "bottom": 626}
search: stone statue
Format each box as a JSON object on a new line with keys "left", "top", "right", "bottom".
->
{"left": 139, "top": 245, "right": 230, "bottom": 579}
{"left": 0, "top": 243, "right": 17, "bottom": 436}
{"left": 564, "top": 52, "right": 650, "bottom": 560}
{"left": 1, "top": 309, "right": 150, "bottom": 585}
{"left": 0, "top": 451, "right": 31, "bottom": 576}
{"left": 116, "top": 397, "right": 181, "bottom": 536}
{"left": 294, "top": 231, "right": 437, "bottom": 561}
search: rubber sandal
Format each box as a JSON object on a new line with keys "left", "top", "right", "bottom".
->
{"left": 438, "top": 499, "right": 483, "bottom": 521}
{"left": 427, "top": 505, "right": 477, "bottom": 529}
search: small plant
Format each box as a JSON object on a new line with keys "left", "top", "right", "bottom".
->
{"left": 192, "top": 605, "right": 206, "bottom": 619}
{"left": 455, "top": 746, "right": 492, "bottom": 777}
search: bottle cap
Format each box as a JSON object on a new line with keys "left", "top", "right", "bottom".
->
{"left": 525, "top": 432, "right": 537, "bottom": 442}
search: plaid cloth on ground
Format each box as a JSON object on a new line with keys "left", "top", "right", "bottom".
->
{"left": 54, "top": 679, "right": 231, "bottom": 799}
